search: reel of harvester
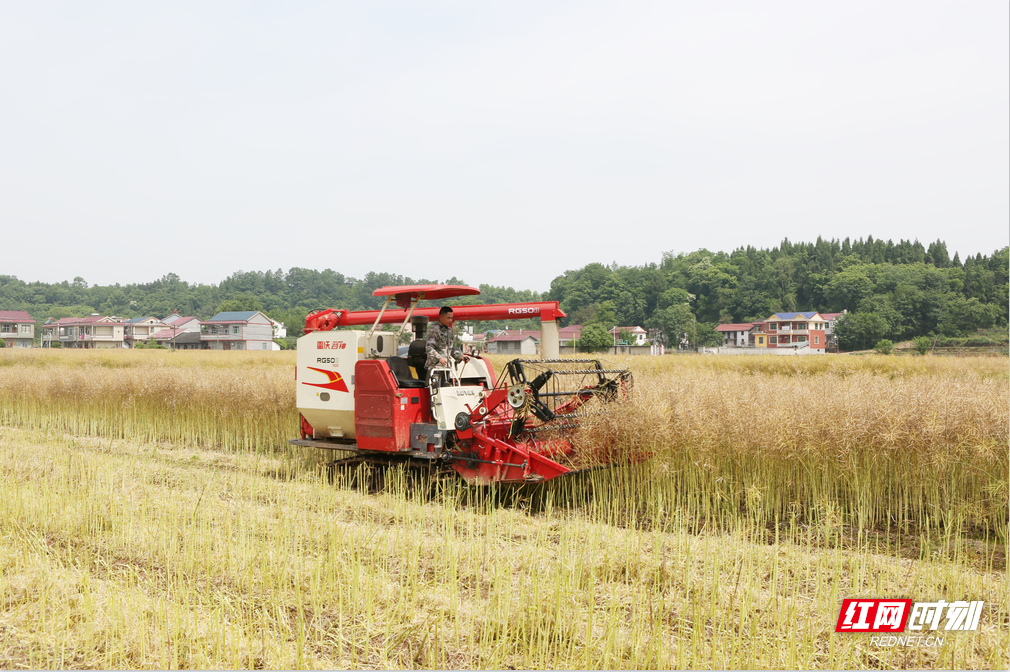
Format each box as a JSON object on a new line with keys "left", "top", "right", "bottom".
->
{"left": 500, "top": 358, "right": 632, "bottom": 438}
{"left": 447, "top": 358, "right": 634, "bottom": 481}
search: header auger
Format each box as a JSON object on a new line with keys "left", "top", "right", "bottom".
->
{"left": 289, "top": 284, "right": 633, "bottom": 485}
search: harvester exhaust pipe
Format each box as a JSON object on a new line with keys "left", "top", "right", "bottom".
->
{"left": 541, "top": 320, "right": 559, "bottom": 359}
{"left": 410, "top": 315, "right": 429, "bottom": 341}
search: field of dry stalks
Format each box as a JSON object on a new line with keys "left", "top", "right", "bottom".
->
{"left": 0, "top": 349, "right": 1005, "bottom": 669}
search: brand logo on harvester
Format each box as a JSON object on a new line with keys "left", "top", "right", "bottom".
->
{"left": 317, "top": 340, "right": 347, "bottom": 350}
{"left": 507, "top": 307, "right": 539, "bottom": 315}
{"left": 836, "top": 599, "right": 984, "bottom": 646}
{"left": 304, "top": 367, "right": 349, "bottom": 392}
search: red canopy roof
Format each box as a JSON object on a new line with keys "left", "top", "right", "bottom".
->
{"left": 373, "top": 284, "right": 480, "bottom": 300}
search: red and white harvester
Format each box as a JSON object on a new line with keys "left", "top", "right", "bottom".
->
{"left": 290, "top": 284, "right": 632, "bottom": 484}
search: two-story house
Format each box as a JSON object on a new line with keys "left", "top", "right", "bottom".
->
{"left": 151, "top": 315, "right": 204, "bottom": 348}
{"left": 0, "top": 311, "right": 36, "bottom": 348}
{"left": 42, "top": 315, "right": 126, "bottom": 348}
{"left": 820, "top": 311, "right": 845, "bottom": 344}
{"left": 751, "top": 312, "right": 827, "bottom": 351}
{"left": 716, "top": 323, "right": 754, "bottom": 347}
{"left": 124, "top": 316, "right": 167, "bottom": 347}
{"left": 200, "top": 311, "right": 277, "bottom": 351}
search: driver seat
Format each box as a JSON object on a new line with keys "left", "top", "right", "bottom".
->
{"left": 406, "top": 341, "right": 428, "bottom": 382}
{"left": 386, "top": 356, "right": 427, "bottom": 389}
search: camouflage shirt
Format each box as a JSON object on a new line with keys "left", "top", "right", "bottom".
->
{"left": 425, "top": 322, "right": 455, "bottom": 369}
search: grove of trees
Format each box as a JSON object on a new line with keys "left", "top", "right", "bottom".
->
{"left": 1, "top": 237, "right": 1006, "bottom": 351}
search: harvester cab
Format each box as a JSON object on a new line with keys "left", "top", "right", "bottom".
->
{"left": 291, "top": 284, "right": 633, "bottom": 485}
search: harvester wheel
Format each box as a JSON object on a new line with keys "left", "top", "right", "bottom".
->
{"left": 325, "top": 453, "right": 454, "bottom": 496}
{"left": 507, "top": 385, "right": 527, "bottom": 408}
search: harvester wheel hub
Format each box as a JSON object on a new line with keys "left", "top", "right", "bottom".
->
{"left": 507, "top": 385, "right": 527, "bottom": 409}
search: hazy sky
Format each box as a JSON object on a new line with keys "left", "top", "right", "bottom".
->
{"left": 2, "top": 2, "right": 1007, "bottom": 292}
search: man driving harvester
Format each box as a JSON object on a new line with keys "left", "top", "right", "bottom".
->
{"left": 425, "top": 306, "right": 457, "bottom": 369}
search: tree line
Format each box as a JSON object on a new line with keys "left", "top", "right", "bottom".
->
{"left": 548, "top": 238, "right": 1008, "bottom": 350}
{"left": 0, "top": 237, "right": 1006, "bottom": 351}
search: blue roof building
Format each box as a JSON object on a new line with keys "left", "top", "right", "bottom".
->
{"left": 201, "top": 311, "right": 278, "bottom": 351}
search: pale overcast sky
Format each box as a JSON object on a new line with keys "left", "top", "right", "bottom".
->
{"left": 1, "top": 2, "right": 1007, "bottom": 291}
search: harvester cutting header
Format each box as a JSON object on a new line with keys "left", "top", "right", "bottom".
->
{"left": 291, "top": 284, "right": 632, "bottom": 485}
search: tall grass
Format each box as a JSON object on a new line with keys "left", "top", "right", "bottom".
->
{"left": 0, "top": 349, "right": 1006, "bottom": 668}
{"left": 591, "top": 365, "right": 1007, "bottom": 538}
{"left": 0, "top": 350, "right": 296, "bottom": 451}
{"left": 498, "top": 354, "right": 1008, "bottom": 539}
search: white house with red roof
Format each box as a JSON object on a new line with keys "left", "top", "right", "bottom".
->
{"left": 716, "top": 323, "right": 754, "bottom": 347}
{"left": 41, "top": 315, "right": 126, "bottom": 348}
{"left": 0, "top": 311, "right": 36, "bottom": 348}
{"left": 608, "top": 326, "right": 647, "bottom": 346}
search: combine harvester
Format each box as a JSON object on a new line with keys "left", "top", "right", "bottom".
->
{"left": 289, "top": 284, "right": 633, "bottom": 485}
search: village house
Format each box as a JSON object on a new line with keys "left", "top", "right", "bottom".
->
{"left": 152, "top": 330, "right": 203, "bottom": 349}
{"left": 749, "top": 312, "right": 827, "bottom": 352}
{"left": 271, "top": 319, "right": 286, "bottom": 339}
{"left": 149, "top": 315, "right": 204, "bottom": 348}
{"left": 819, "top": 311, "right": 845, "bottom": 342}
{"left": 485, "top": 330, "right": 539, "bottom": 355}
{"left": 160, "top": 315, "right": 202, "bottom": 333}
{"left": 608, "top": 326, "right": 648, "bottom": 346}
{"left": 0, "top": 311, "right": 36, "bottom": 348}
{"left": 459, "top": 329, "right": 487, "bottom": 352}
{"left": 200, "top": 311, "right": 278, "bottom": 351}
{"left": 123, "top": 316, "right": 167, "bottom": 347}
{"left": 716, "top": 323, "right": 754, "bottom": 347}
{"left": 749, "top": 320, "right": 767, "bottom": 347}
{"left": 42, "top": 315, "right": 126, "bottom": 348}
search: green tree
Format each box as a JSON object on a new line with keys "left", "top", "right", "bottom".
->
{"left": 938, "top": 297, "right": 997, "bottom": 335}
{"left": 912, "top": 335, "right": 932, "bottom": 355}
{"left": 833, "top": 312, "right": 889, "bottom": 351}
{"left": 649, "top": 304, "right": 694, "bottom": 349}
{"left": 695, "top": 322, "right": 722, "bottom": 348}
{"left": 577, "top": 323, "right": 613, "bottom": 353}
{"left": 823, "top": 265, "right": 874, "bottom": 311}
{"left": 874, "top": 339, "right": 894, "bottom": 355}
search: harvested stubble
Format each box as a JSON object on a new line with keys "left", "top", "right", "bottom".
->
{"left": 0, "top": 427, "right": 1004, "bottom": 669}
